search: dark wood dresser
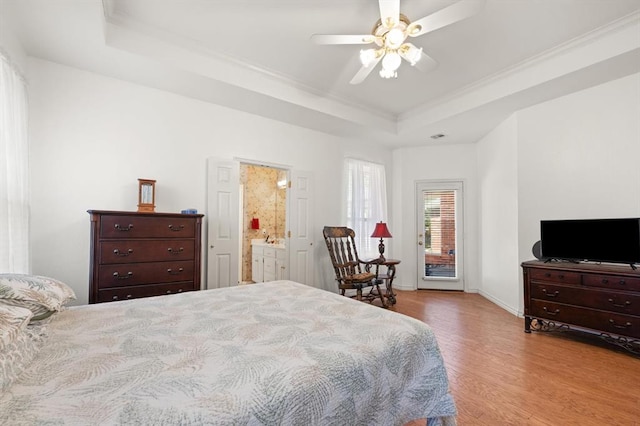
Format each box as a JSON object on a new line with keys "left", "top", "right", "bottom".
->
{"left": 88, "top": 210, "right": 204, "bottom": 304}
{"left": 522, "top": 260, "right": 640, "bottom": 352}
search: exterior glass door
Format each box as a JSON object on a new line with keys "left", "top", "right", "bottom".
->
{"left": 416, "top": 181, "right": 464, "bottom": 290}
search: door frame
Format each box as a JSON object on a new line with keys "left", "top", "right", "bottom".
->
{"left": 238, "top": 160, "right": 291, "bottom": 284}
{"left": 206, "top": 157, "right": 314, "bottom": 289}
{"left": 416, "top": 180, "right": 464, "bottom": 290}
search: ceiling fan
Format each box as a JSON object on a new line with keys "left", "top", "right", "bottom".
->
{"left": 311, "top": 0, "right": 486, "bottom": 84}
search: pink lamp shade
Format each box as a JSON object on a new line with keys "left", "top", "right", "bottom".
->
{"left": 371, "top": 222, "right": 392, "bottom": 238}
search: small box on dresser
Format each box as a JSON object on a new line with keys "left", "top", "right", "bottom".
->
{"left": 88, "top": 210, "right": 204, "bottom": 303}
{"left": 522, "top": 260, "right": 640, "bottom": 351}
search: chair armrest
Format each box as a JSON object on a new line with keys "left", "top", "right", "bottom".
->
{"left": 360, "top": 258, "right": 382, "bottom": 273}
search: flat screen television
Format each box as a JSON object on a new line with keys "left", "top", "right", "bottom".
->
{"left": 540, "top": 218, "right": 640, "bottom": 265}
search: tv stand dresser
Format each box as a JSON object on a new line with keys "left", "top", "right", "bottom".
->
{"left": 522, "top": 260, "right": 640, "bottom": 353}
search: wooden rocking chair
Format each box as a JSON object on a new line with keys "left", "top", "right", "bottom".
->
{"left": 322, "top": 226, "right": 387, "bottom": 307}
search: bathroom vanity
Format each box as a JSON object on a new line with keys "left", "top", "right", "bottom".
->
{"left": 252, "top": 240, "right": 288, "bottom": 282}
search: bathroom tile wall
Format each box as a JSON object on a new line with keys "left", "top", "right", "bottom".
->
{"left": 240, "top": 164, "right": 287, "bottom": 282}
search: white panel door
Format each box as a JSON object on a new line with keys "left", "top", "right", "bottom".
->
{"left": 206, "top": 158, "right": 240, "bottom": 288}
{"left": 288, "top": 170, "right": 314, "bottom": 285}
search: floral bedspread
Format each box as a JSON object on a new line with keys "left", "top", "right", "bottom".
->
{"left": 0, "top": 280, "right": 456, "bottom": 425}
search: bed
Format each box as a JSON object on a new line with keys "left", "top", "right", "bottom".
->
{"left": 0, "top": 278, "right": 456, "bottom": 425}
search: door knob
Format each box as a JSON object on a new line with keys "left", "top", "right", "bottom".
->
{"left": 418, "top": 241, "right": 423, "bottom": 245}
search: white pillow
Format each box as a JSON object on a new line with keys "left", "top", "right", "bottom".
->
{"left": 0, "top": 274, "right": 76, "bottom": 320}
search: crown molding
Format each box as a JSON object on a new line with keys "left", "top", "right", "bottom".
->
{"left": 100, "top": 0, "right": 397, "bottom": 130}
{"left": 398, "top": 10, "right": 640, "bottom": 134}
{"left": 401, "top": 10, "right": 640, "bottom": 122}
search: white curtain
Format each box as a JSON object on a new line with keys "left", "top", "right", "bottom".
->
{"left": 344, "top": 158, "right": 388, "bottom": 259}
{"left": 0, "top": 51, "right": 30, "bottom": 273}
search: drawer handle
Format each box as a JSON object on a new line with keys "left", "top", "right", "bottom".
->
{"left": 112, "top": 294, "right": 132, "bottom": 300}
{"left": 608, "top": 298, "right": 631, "bottom": 308}
{"left": 114, "top": 224, "right": 134, "bottom": 232}
{"left": 542, "top": 289, "right": 559, "bottom": 298}
{"left": 113, "top": 271, "right": 133, "bottom": 280}
{"left": 609, "top": 319, "right": 632, "bottom": 329}
{"left": 601, "top": 278, "right": 609, "bottom": 284}
{"left": 558, "top": 274, "right": 564, "bottom": 279}
{"left": 544, "top": 273, "right": 551, "bottom": 278}
{"left": 167, "top": 247, "right": 184, "bottom": 255}
{"left": 113, "top": 248, "right": 133, "bottom": 257}
{"left": 168, "top": 224, "right": 185, "bottom": 232}
{"left": 542, "top": 307, "right": 560, "bottom": 316}
{"left": 618, "top": 280, "right": 626, "bottom": 285}
{"left": 167, "top": 268, "right": 184, "bottom": 275}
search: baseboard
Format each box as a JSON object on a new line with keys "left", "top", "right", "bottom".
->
{"left": 394, "top": 283, "right": 414, "bottom": 291}
{"left": 477, "top": 289, "right": 520, "bottom": 317}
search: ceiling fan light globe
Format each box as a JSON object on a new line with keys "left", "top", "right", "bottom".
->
{"left": 359, "top": 49, "right": 378, "bottom": 67}
{"left": 385, "top": 27, "right": 406, "bottom": 49}
{"left": 382, "top": 51, "right": 402, "bottom": 72}
{"left": 405, "top": 45, "right": 423, "bottom": 66}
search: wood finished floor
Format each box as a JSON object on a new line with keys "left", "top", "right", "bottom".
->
{"left": 390, "top": 290, "right": 640, "bottom": 426}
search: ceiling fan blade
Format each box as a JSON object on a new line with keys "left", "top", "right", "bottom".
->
{"left": 398, "top": 43, "right": 438, "bottom": 72}
{"left": 311, "top": 34, "right": 376, "bottom": 45}
{"left": 407, "top": 0, "right": 486, "bottom": 38}
{"left": 350, "top": 56, "right": 382, "bottom": 85}
{"left": 379, "top": 0, "right": 400, "bottom": 28}
{"left": 411, "top": 50, "right": 438, "bottom": 73}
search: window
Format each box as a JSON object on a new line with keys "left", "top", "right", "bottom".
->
{"left": 344, "top": 158, "right": 387, "bottom": 258}
{"left": 424, "top": 191, "right": 456, "bottom": 257}
{"left": 0, "top": 52, "right": 30, "bottom": 272}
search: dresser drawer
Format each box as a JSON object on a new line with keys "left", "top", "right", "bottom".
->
{"left": 100, "top": 215, "right": 196, "bottom": 239}
{"left": 98, "top": 261, "right": 194, "bottom": 288}
{"left": 528, "top": 268, "right": 580, "bottom": 285}
{"left": 263, "top": 247, "right": 276, "bottom": 258}
{"left": 531, "top": 283, "right": 639, "bottom": 315}
{"left": 582, "top": 274, "right": 640, "bottom": 292}
{"left": 99, "top": 240, "right": 195, "bottom": 264}
{"left": 96, "top": 282, "right": 196, "bottom": 303}
{"left": 530, "top": 300, "right": 640, "bottom": 338}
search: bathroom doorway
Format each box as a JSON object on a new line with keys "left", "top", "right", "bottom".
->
{"left": 239, "top": 163, "right": 288, "bottom": 283}
{"left": 207, "top": 157, "right": 314, "bottom": 289}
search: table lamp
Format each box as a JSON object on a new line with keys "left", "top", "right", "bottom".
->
{"left": 371, "top": 221, "right": 392, "bottom": 261}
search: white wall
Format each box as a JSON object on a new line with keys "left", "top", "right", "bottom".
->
{"left": 476, "top": 115, "right": 520, "bottom": 314}
{"left": 27, "top": 58, "right": 392, "bottom": 305}
{"left": 397, "top": 73, "right": 640, "bottom": 317}
{"left": 391, "top": 143, "right": 479, "bottom": 291}
{"left": 516, "top": 72, "right": 640, "bottom": 313}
